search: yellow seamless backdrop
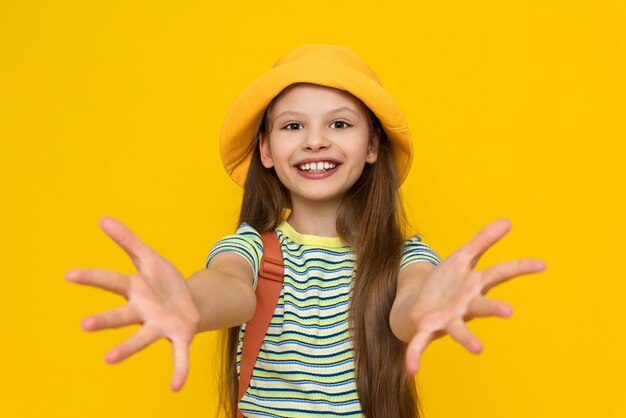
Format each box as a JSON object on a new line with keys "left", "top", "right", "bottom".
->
{"left": 1, "top": 1, "right": 624, "bottom": 417}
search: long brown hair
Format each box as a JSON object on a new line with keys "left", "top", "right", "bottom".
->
{"left": 220, "top": 83, "right": 420, "bottom": 417}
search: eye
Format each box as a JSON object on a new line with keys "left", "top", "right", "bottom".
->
{"left": 282, "top": 122, "right": 303, "bottom": 130}
{"left": 331, "top": 120, "right": 351, "bottom": 129}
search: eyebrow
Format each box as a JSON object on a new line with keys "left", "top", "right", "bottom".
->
{"left": 273, "top": 106, "right": 359, "bottom": 120}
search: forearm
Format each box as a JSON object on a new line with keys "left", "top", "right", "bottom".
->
{"left": 389, "top": 286, "right": 421, "bottom": 343}
{"left": 389, "top": 262, "right": 435, "bottom": 342}
{"left": 187, "top": 261, "right": 256, "bottom": 333}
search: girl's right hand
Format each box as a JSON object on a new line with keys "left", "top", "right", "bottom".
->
{"left": 65, "top": 216, "right": 201, "bottom": 391}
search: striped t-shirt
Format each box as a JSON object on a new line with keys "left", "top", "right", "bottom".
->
{"left": 205, "top": 221, "right": 441, "bottom": 417}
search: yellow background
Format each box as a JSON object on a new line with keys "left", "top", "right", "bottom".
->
{"left": 1, "top": 1, "right": 624, "bottom": 417}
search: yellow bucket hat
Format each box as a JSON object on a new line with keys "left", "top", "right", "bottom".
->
{"left": 219, "top": 44, "right": 413, "bottom": 187}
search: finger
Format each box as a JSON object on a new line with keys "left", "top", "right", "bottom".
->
{"left": 463, "top": 219, "right": 512, "bottom": 267}
{"left": 405, "top": 331, "right": 432, "bottom": 375}
{"left": 170, "top": 339, "right": 190, "bottom": 392}
{"left": 81, "top": 305, "right": 140, "bottom": 331}
{"left": 99, "top": 216, "right": 154, "bottom": 269}
{"left": 447, "top": 318, "right": 483, "bottom": 354}
{"left": 466, "top": 296, "right": 513, "bottom": 320}
{"left": 481, "top": 258, "right": 547, "bottom": 293}
{"left": 65, "top": 268, "right": 129, "bottom": 296}
{"left": 105, "top": 325, "right": 160, "bottom": 364}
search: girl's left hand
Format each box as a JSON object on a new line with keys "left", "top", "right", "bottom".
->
{"left": 405, "top": 219, "right": 546, "bottom": 374}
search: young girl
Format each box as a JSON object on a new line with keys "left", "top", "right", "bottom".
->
{"left": 66, "top": 44, "right": 546, "bottom": 417}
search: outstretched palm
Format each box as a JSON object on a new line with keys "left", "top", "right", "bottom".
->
{"left": 405, "top": 219, "right": 546, "bottom": 374}
{"left": 66, "top": 216, "right": 200, "bottom": 391}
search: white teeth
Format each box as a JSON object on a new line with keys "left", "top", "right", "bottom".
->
{"left": 297, "top": 161, "right": 337, "bottom": 172}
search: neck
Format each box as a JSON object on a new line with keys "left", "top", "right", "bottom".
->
{"left": 287, "top": 199, "right": 341, "bottom": 237}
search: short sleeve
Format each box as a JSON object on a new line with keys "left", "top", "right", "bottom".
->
{"left": 400, "top": 235, "right": 441, "bottom": 270}
{"left": 205, "top": 223, "right": 264, "bottom": 289}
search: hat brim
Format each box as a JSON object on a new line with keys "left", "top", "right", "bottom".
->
{"left": 220, "top": 60, "right": 413, "bottom": 187}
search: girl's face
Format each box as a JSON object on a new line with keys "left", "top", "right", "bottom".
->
{"left": 259, "top": 84, "right": 379, "bottom": 210}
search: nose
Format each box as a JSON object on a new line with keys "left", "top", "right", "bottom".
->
{"left": 302, "top": 126, "right": 330, "bottom": 151}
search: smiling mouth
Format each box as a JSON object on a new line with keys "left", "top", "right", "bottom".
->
{"left": 297, "top": 161, "right": 337, "bottom": 172}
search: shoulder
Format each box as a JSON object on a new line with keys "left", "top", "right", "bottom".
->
{"left": 401, "top": 234, "right": 442, "bottom": 269}
{"left": 212, "top": 223, "right": 263, "bottom": 252}
{"left": 205, "top": 223, "right": 265, "bottom": 276}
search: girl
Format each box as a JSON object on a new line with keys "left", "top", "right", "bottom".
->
{"left": 66, "top": 44, "right": 546, "bottom": 417}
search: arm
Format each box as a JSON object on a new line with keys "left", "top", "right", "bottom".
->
{"left": 66, "top": 216, "right": 257, "bottom": 391}
{"left": 188, "top": 252, "right": 256, "bottom": 333}
{"left": 389, "top": 262, "right": 436, "bottom": 343}
{"left": 389, "top": 219, "right": 546, "bottom": 375}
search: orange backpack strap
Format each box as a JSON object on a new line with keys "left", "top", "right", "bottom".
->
{"left": 237, "top": 230, "right": 284, "bottom": 418}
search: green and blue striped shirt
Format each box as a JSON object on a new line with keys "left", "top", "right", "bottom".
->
{"left": 206, "top": 221, "right": 440, "bottom": 417}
